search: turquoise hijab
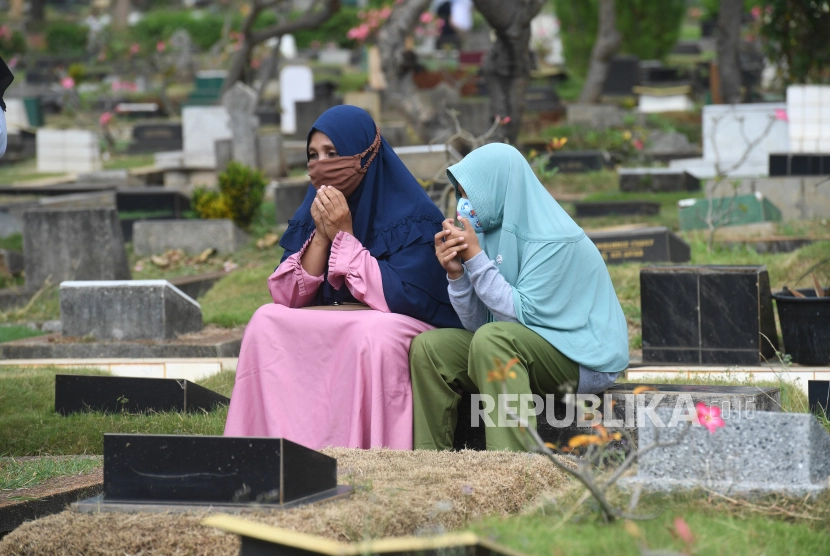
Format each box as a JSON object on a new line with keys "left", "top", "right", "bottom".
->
{"left": 447, "top": 143, "right": 628, "bottom": 374}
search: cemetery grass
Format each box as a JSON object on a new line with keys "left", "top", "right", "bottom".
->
{"left": 0, "top": 366, "right": 234, "bottom": 457}
{"left": 0, "top": 455, "right": 101, "bottom": 490}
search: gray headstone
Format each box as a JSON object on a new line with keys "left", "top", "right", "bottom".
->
{"left": 567, "top": 104, "right": 626, "bottom": 130}
{"left": 257, "top": 132, "right": 287, "bottom": 178}
{"left": 619, "top": 168, "right": 701, "bottom": 193}
{"left": 622, "top": 408, "right": 830, "bottom": 497}
{"left": 0, "top": 249, "right": 24, "bottom": 275}
{"left": 23, "top": 208, "right": 131, "bottom": 291}
{"left": 60, "top": 280, "right": 202, "bottom": 341}
{"left": 170, "top": 29, "right": 194, "bottom": 80}
{"left": 222, "top": 82, "right": 259, "bottom": 168}
{"left": 215, "top": 138, "right": 233, "bottom": 173}
{"left": 132, "top": 219, "right": 249, "bottom": 256}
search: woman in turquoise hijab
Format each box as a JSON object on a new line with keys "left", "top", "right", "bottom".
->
{"left": 409, "top": 143, "right": 629, "bottom": 451}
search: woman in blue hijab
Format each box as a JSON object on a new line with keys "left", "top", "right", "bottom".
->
{"left": 225, "top": 106, "right": 461, "bottom": 450}
{"left": 409, "top": 143, "right": 629, "bottom": 451}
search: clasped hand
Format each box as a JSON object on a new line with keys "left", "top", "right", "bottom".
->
{"left": 311, "top": 186, "right": 353, "bottom": 243}
{"left": 433, "top": 218, "right": 482, "bottom": 279}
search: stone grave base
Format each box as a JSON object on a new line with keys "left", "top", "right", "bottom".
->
{"left": 0, "top": 448, "right": 570, "bottom": 555}
{"left": 626, "top": 365, "right": 830, "bottom": 395}
{"left": 0, "top": 356, "right": 235, "bottom": 381}
{"left": 0, "top": 457, "right": 102, "bottom": 535}
{"left": 0, "top": 326, "right": 242, "bottom": 359}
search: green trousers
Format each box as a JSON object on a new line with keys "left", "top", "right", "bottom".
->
{"left": 409, "top": 322, "right": 580, "bottom": 451}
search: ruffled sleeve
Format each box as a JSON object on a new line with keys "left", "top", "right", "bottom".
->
{"left": 327, "top": 231, "right": 390, "bottom": 312}
{"left": 268, "top": 231, "right": 325, "bottom": 308}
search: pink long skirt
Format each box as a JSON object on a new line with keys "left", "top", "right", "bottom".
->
{"left": 223, "top": 304, "right": 432, "bottom": 450}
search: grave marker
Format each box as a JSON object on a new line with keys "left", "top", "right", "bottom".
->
{"left": 182, "top": 106, "right": 231, "bottom": 168}
{"left": 587, "top": 226, "right": 690, "bottom": 265}
{"left": 279, "top": 65, "right": 314, "bottom": 134}
{"left": 55, "top": 375, "right": 228, "bottom": 415}
{"left": 23, "top": 208, "right": 130, "bottom": 291}
{"left": 546, "top": 150, "right": 607, "bottom": 173}
{"left": 619, "top": 168, "right": 700, "bottom": 193}
{"left": 622, "top": 408, "right": 830, "bottom": 496}
{"left": 640, "top": 265, "right": 779, "bottom": 365}
{"left": 128, "top": 122, "right": 183, "bottom": 153}
{"left": 36, "top": 129, "right": 102, "bottom": 173}
{"left": 808, "top": 380, "right": 830, "bottom": 420}
{"left": 60, "top": 280, "right": 202, "bottom": 341}
{"left": 574, "top": 201, "right": 659, "bottom": 217}
{"left": 132, "top": 219, "right": 249, "bottom": 255}
{"left": 678, "top": 193, "right": 782, "bottom": 231}
{"left": 602, "top": 55, "right": 640, "bottom": 96}
{"left": 221, "top": 82, "right": 259, "bottom": 168}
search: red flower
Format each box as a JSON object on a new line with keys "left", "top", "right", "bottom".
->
{"left": 696, "top": 403, "right": 725, "bottom": 434}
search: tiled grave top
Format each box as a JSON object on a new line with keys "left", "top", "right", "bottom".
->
{"left": 786, "top": 85, "right": 830, "bottom": 154}
{"left": 607, "top": 383, "right": 778, "bottom": 395}
{"left": 60, "top": 280, "right": 200, "bottom": 309}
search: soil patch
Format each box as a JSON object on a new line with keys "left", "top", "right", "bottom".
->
{"left": 0, "top": 448, "right": 572, "bottom": 555}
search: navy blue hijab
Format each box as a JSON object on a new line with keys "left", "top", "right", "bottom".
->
{"left": 279, "top": 105, "right": 461, "bottom": 329}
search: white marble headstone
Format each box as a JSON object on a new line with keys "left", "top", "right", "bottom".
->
{"left": 279, "top": 65, "right": 314, "bottom": 135}
{"left": 182, "top": 106, "right": 231, "bottom": 169}
{"left": 4, "top": 99, "right": 30, "bottom": 130}
{"left": 786, "top": 85, "right": 830, "bottom": 153}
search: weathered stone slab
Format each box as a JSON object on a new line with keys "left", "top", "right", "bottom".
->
{"left": 546, "top": 150, "right": 608, "bottom": 173}
{"left": 704, "top": 176, "right": 830, "bottom": 221}
{"left": 23, "top": 208, "right": 130, "bottom": 291}
{"left": 222, "top": 82, "right": 259, "bottom": 168}
{"left": 60, "top": 280, "right": 202, "bottom": 341}
{"left": 394, "top": 144, "right": 462, "bottom": 182}
{"left": 274, "top": 176, "right": 312, "bottom": 225}
{"left": 132, "top": 219, "right": 249, "bottom": 255}
{"left": 566, "top": 104, "right": 626, "bottom": 130}
{"left": 619, "top": 168, "right": 700, "bottom": 193}
{"left": 129, "top": 122, "right": 183, "bottom": 154}
{"left": 182, "top": 106, "right": 231, "bottom": 169}
{"left": 454, "top": 384, "right": 780, "bottom": 451}
{"left": 622, "top": 408, "right": 830, "bottom": 496}
{"left": 574, "top": 201, "right": 659, "bottom": 217}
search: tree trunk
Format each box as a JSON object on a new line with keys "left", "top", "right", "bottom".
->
{"left": 223, "top": 0, "right": 340, "bottom": 92}
{"left": 474, "top": 0, "right": 545, "bottom": 144}
{"left": 716, "top": 0, "right": 742, "bottom": 104}
{"left": 578, "top": 0, "right": 622, "bottom": 104}
{"left": 112, "top": 0, "right": 131, "bottom": 31}
{"left": 376, "top": 0, "right": 435, "bottom": 140}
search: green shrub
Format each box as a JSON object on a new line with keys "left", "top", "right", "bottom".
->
{"left": 194, "top": 162, "right": 266, "bottom": 231}
{"left": 129, "top": 10, "right": 226, "bottom": 51}
{"left": 294, "top": 7, "right": 361, "bottom": 49}
{"left": 0, "top": 26, "right": 27, "bottom": 57}
{"left": 45, "top": 21, "right": 89, "bottom": 54}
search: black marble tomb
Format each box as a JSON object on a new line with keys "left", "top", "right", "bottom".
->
{"left": 128, "top": 123, "right": 183, "bottom": 153}
{"left": 546, "top": 150, "right": 607, "bottom": 173}
{"left": 586, "top": 226, "right": 691, "bottom": 265}
{"left": 619, "top": 170, "right": 701, "bottom": 193}
{"left": 768, "top": 153, "right": 830, "bottom": 176}
{"left": 602, "top": 55, "right": 641, "bottom": 96}
{"left": 808, "top": 380, "right": 830, "bottom": 420}
{"left": 574, "top": 201, "right": 660, "bottom": 217}
{"left": 55, "top": 375, "right": 229, "bottom": 415}
{"left": 101, "top": 434, "right": 337, "bottom": 506}
{"left": 640, "top": 265, "right": 779, "bottom": 365}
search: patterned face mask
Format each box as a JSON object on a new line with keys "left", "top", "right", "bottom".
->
{"left": 456, "top": 197, "right": 483, "bottom": 232}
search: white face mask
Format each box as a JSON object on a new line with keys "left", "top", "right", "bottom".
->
{"left": 457, "top": 197, "right": 483, "bottom": 232}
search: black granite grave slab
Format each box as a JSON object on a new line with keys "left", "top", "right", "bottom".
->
{"left": 808, "top": 380, "right": 830, "bottom": 420}
{"left": 97, "top": 434, "right": 339, "bottom": 507}
{"left": 768, "top": 153, "right": 830, "bottom": 176}
{"left": 54, "top": 375, "right": 229, "bottom": 415}
{"left": 574, "top": 201, "right": 660, "bottom": 217}
{"left": 641, "top": 266, "right": 779, "bottom": 365}
{"left": 602, "top": 55, "right": 640, "bottom": 96}
{"left": 586, "top": 226, "right": 690, "bottom": 265}
{"left": 619, "top": 169, "right": 701, "bottom": 193}
{"left": 524, "top": 85, "right": 562, "bottom": 113}
{"left": 546, "top": 150, "right": 607, "bottom": 173}
{"left": 128, "top": 123, "right": 183, "bottom": 153}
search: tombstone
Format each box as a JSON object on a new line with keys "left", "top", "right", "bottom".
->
{"left": 76, "top": 169, "right": 131, "bottom": 186}
{"left": 640, "top": 265, "right": 779, "bottom": 365}
{"left": 257, "top": 132, "right": 288, "bottom": 178}
{"left": 380, "top": 122, "right": 409, "bottom": 148}
{"left": 394, "top": 144, "right": 462, "bottom": 182}
{"left": 669, "top": 103, "right": 790, "bottom": 178}
{"left": 169, "top": 29, "right": 195, "bottom": 80}
{"left": 575, "top": 201, "right": 659, "bottom": 217}
{"left": 454, "top": 383, "right": 780, "bottom": 452}
{"left": 23, "top": 208, "right": 130, "bottom": 291}
{"left": 786, "top": 84, "right": 830, "bottom": 154}
{"left": 221, "top": 82, "right": 259, "bottom": 168}
{"left": 115, "top": 102, "right": 161, "bottom": 119}
{"left": 524, "top": 85, "right": 562, "bottom": 113}
{"left": 280, "top": 34, "right": 297, "bottom": 59}
{"left": 36, "top": 129, "right": 102, "bottom": 173}
{"left": 566, "top": 104, "right": 625, "bottom": 129}
{"left": 214, "top": 138, "right": 233, "bottom": 173}
{"left": 621, "top": 409, "right": 830, "bottom": 497}
{"left": 587, "top": 226, "right": 690, "bottom": 265}
{"left": 318, "top": 48, "right": 352, "bottom": 65}
{"left": 546, "top": 150, "right": 607, "bottom": 173}
{"left": 129, "top": 122, "right": 183, "bottom": 153}
{"left": 294, "top": 97, "right": 342, "bottom": 140}
{"left": 4, "top": 98, "right": 30, "bottom": 130}
{"left": 274, "top": 176, "right": 311, "bottom": 225}
{"left": 678, "top": 193, "right": 782, "bottom": 231}
{"left": 55, "top": 375, "right": 228, "bottom": 415}
{"left": 602, "top": 55, "right": 640, "bottom": 96}
{"left": 768, "top": 153, "right": 830, "bottom": 176}
{"left": 703, "top": 175, "right": 830, "bottom": 221}
{"left": 343, "top": 91, "right": 381, "bottom": 122}
{"left": 809, "top": 380, "right": 830, "bottom": 420}
{"left": 637, "top": 89, "right": 695, "bottom": 113}
{"left": 279, "top": 65, "right": 314, "bottom": 134}
{"left": 619, "top": 168, "right": 700, "bottom": 193}
{"left": 182, "top": 106, "right": 231, "bottom": 168}
{"left": 73, "top": 434, "right": 344, "bottom": 510}
{"left": 132, "top": 219, "right": 249, "bottom": 256}
{"left": 60, "top": 280, "right": 202, "bottom": 341}
{"left": 185, "top": 70, "right": 226, "bottom": 106}
{"left": 644, "top": 131, "right": 701, "bottom": 163}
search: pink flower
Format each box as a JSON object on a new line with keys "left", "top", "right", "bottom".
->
{"left": 99, "top": 112, "right": 113, "bottom": 126}
{"left": 156, "top": 41, "right": 166, "bottom": 53}
{"left": 60, "top": 77, "right": 75, "bottom": 89}
{"left": 696, "top": 403, "right": 725, "bottom": 434}
{"left": 632, "top": 138, "right": 644, "bottom": 151}
{"left": 129, "top": 43, "right": 140, "bottom": 55}
{"left": 7, "top": 56, "right": 18, "bottom": 69}
{"left": 775, "top": 108, "right": 788, "bottom": 121}
{"left": 379, "top": 6, "right": 392, "bottom": 19}
{"left": 673, "top": 517, "right": 694, "bottom": 545}
{"left": 501, "top": 116, "right": 512, "bottom": 125}
{"left": 751, "top": 6, "right": 761, "bottom": 20}
{"left": 0, "top": 26, "right": 10, "bottom": 39}
{"left": 420, "top": 12, "right": 433, "bottom": 24}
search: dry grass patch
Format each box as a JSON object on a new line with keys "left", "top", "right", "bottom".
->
{"left": 0, "top": 448, "right": 571, "bottom": 555}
